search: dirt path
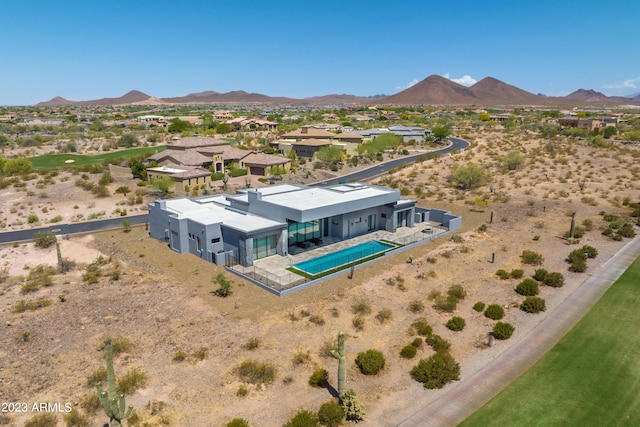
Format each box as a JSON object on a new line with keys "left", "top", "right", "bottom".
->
{"left": 398, "top": 235, "right": 640, "bottom": 427}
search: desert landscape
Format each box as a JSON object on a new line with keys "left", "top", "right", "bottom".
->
{"left": 1, "top": 122, "right": 639, "bottom": 427}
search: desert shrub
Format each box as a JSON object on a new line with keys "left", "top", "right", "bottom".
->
{"left": 80, "top": 392, "right": 101, "bottom": 414}
{"left": 617, "top": 222, "right": 636, "bottom": 238}
{"left": 411, "top": 318, "right": 433, "bottom": 337}
{"left": 226, "top": 419, "right": 250, "bottom": 427}
{"left": 450, "top": 234, "right": 464, "bottom": 243}
{"left": 213, "top": 273, "right": 233, "bottom": 297}
{"left": 495, "top": 269, "right": 510, "bottom": 280}
{"left": 340, "top": 389, "right": 365, "bottom": 422}
{"left": 446, "top": 316, "right": 466, "bottom": 332}
{"left": 33, "top": 230, "right": 57, "bottom": 248}
{"left": 318, "top": 400, "right": 345, "bottom": 426}
{"left": 319, "top": 339, "right": 338, "bottom": 358}
{"left": 117, "top": 367, "right": 147, "bottom": 394}
{"left": 533, "top": 268, "right": 549, "bottom": 282}
{"left": 582, "top": 245, "right": 598, "bottom": 259}
{"left": 478, "top": 223, "right": 488, "bottom": 232}
{"left": 434, "top": 295, "right": 458, "bottom": 312}
{"left": 292, "top": 350, "right": 311, "bottom": 366}
{"left": 243, "top": 337, "right": 261, "bottom": 350}
{"left": 515, "top": 278, "right": 539, "bottom": 296}
{"left": 447, "top": 284, "right": 467, "bottom": 300}
{"left": 521, "top": 250, "right": 544, "bottom": 265}
{"left": 351, "top": 301, "right": 371, "bottom": 315}
{"left": 425, "top": 334, "right": 451, "bottom": 353}
{"left": 411, "top": 337, "right": 423, "bottom": 348}
{"left": 355, "top": 349, "right": 386, "bottom": 375}
{"left": 544, "top": 272, "right": 565, "bottom": 288}
{"left": 520, "top": 296, "right": 547, "bottom": 313}
{"left": 283, "top": 409, "right": 320, "bottom": 427}
{"left": 569, "top": 259, "right": 588, "bottom": 272}
{"left": 352, "top": 315, "right": 365, "bottom": 331}
{"left": 24, "top": 413, "right": 58, "bottom": 427}
{"left": 400, "top": 345, "right": 418, "bottom": 359}
{"left": 408, "top": 300, "right": 425, "bottom": 313}
{"left": 472, "top": 302, "right": 486, "bottom": 312}
{"left": 410, "top": 352, "right": 461, "bottom": 389}
{"left": 493, "top": 322, "right": 515, "bottom": 340}
{"left": 63, "top": 408, "right": 90, "bottom": 427}
{"left": 12, "top": 297, "right": 52, "bottom": 313}
{"left": 193, "top": 348, "right": 207, "bottom": 360}
{"left": 172, "top": 351, "right": 187, "bottom": 362}
{"left": 86, "top": 366, "right": 107, "bottom": 387}
{"left": 564, "top": 226, "right": 585, "bottom": 239}
{"left": 236, "top": 360, "right": 276, "bottom": 385}
{"left": 375, "top": 309, "right": 392, "bottom": 323}
{"left": 567, "top": 248, "right": 587, "bottom": 264}
{"left": 309, "top": 368, "right": 329, "bottom": 387}
{"left": 98, "top": 336, "right": 133, "bottom": 355}
{"left": 510, "top": 269, "right": 524, "bottom": 279}
{"left": 484, "top": 304, "right": 504, "bottom": 320}
{"left": 309, "top": 314, "right": 325, "bottom": 325}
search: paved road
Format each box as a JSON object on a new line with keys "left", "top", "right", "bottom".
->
{"left": 0, "top": 138, "right": 469, "bottom": 244}
{"left": 313, "top": 137, "right": 469, "bottom": 186}
{"left": 0, "top": 214, "right": 149, "bottom": 244}
{"left": 398, "top": 235, "right": 640, "bottom": 427}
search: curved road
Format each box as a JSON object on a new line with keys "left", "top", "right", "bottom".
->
{"left": 0, "top": 138, "right": 469, "bottom": 244}
{"left": 398, "top": 235, "right": 640, "bottom": 427}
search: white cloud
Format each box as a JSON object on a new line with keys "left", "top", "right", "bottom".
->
{"left": 396, "top": 79, "right": 419, "bottom": 90}
{"left": 443, "top": 73, "right": 477, "bottom": 87}
{"left": 603, "top": 77, "right": 640, "bottom": 90}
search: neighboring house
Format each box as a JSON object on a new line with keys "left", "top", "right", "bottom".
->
{"left": 354, "top": 126, "right": 432, "bottom": 143}
{"left": 277, "top": 138, "right": 335, "bottom": 159}
{"left": 146, "top": 166, "right": 212, "bottom": 196}
{"left": 239, "top": 152, "right": 291, "bottom": 176}
{"left": 146, "top": 149, "right": 214, "bottom": 168}
{"left": 226, "top": 117, "right": 278, "bottom": 131}
{"left": 23, "top": 118, "right": 65, "bottom": 126}
{"left": 149, "top": 182, "right": 435, "bottom": 266}
{"left": 557, "top": 117, "right": 603, "bottom": 131}
{"left": 0, "top": 113, "right": 16, "bottom": 123}
{"left": 280, "top": 126, "right": 336, "bottom": 140}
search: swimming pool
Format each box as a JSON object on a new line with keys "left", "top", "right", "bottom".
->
{"left": 292, "top": 240, "right": 395, "bottom": 276}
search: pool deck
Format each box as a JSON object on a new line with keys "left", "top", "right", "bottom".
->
{"left": 232, "top": 222, "right": 446, "bottom": 290}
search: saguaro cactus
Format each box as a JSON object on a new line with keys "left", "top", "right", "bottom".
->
{"left": 330, "top": 332, "right": 346, "bottom": 397}
{"left": 97, "top": 339, "right": 133, "bottom": 427}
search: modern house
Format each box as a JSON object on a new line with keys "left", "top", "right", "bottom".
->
{"left": 353, "top": 126, "right": 432, "bottom": 143}
{"left": 149, "top": 183, "right": 428, "bottom": 267}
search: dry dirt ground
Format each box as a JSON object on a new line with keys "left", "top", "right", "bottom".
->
{"left": 1, "top": 131, "right": 639, "bottom": 426}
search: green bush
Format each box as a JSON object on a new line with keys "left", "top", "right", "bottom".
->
{"left": 400, "top": 345, "right": 418, "bottom": 359}
{"left": 317, "top": 401, "right": 345, "bottom": 426}
{"left": 24, "top": 413, "right": 58, "bottom": 427}
{"left": 582, "top": 245, "right": 598, "bottom": 259}
{"left": 411, "top": 337, "right": 423, "bottom": 348}
{"left": 569, "top": 258, "right": 588, "bottom": 273}
{"left": 63, "top": 409, "right": 90, "bottom": 427}
{"left": 283, "top": 409, "right": 320, "bottom": 427}
{"left": 520, "top": 296, "right": 546, "bottom": 313}
{"left": 33, "top": 230, "right": 57, "bottom": 248}
{"left": 492, "top": 322, "right": 515, "bottom": 340}
{"left": 236, "top": 360, "right": 276, "bottom": 384}
{"left": 447, "top": 284, "right": 467, "bottom": 300}
{"left": 86, "top": 366, "right": 107, "bottom": 387}
{"left": 495, "top": 269, "right": 510, "bottom": 280}
{"left": 567, "top": 248, "right": 587, "bottom": 264}
{"left": 533, "top": 268, "right": 549, "bottom": 282}
{"left": 446, "top": 316, "right": 466, "bottom": 332}
{"left": 521, "top": 250, "right": 544, "bottom": 265}
{"left": 116, "top": 366, "right": 147, "bottom": 394}
{"left": 375, "top": 309, "right": 392, "bottom": 323}
{"left": 309, "top": 368, "right": 329, "bottom": 388}
{"left": 544, "top": 272, "right": 565, "bottom": 287}
{"left": 484, "top": 304, "right": 504, "bottom": 320}
{"left": 410, "top": 353, "right": 461, "bottom": 389}
{"left": 172, "top": 351, "right": 187, "bottom": 362}
{"left": 412, "top": 318, "right": 432, "bottom": 336}
{"left": 515, "top": 278, "right": 539, "bottom": 296}
{"left": 510, "top": 269, "right": 524, "bottom": 279}
{"left": 472, "top": 301, "right": 486, "bottom": 312}
{"left": 226, "top": 418, "right": 250, "bottom": 427}
{"left": 425, "top": 334, "right": 451, "bottom": 353}
{"left": 355, "top": 349, "right": 385, "bottom": 375}
{"left": 230, "top": 168, "right": 248, "bottom": 178}
{"left": 434, "top": 295, "right": 458, "bottom": 312}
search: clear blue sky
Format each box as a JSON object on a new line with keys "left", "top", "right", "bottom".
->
{"left": 1, "top": 0, "right": 639, "bottom": 106}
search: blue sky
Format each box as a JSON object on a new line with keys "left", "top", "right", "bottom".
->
{"left": 1, "top": 0, "right": 639, "bottom": 106}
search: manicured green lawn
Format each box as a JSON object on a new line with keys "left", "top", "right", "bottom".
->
{"left": 461, "top": 256, "right": 640, "bottom": 427}
{"left": 29, "top": 146, "right": 166, "bottom": 170}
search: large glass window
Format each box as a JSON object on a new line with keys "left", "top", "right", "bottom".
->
{"left": 287, "top": 220, "right": 321, "bottom": 245}
{"left": 252, "top": 235, "right": 278, "bottom": 260}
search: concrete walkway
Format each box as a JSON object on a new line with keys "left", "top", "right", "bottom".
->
{"left": 398, "top": 236, "right": 640, "bottom": 427}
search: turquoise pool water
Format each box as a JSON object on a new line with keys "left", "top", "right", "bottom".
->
{"left": 293, "top": 240, "right": 395, "bottom": 275}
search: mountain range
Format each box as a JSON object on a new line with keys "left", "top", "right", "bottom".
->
{"left": 35, "top": 75, "right": 640, "bottom": 107}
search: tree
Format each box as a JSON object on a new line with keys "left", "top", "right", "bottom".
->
{"left": 168, "top": 118, "right": 191, "bottom": 133}
{"left": 213, "top": 273, "right": 233, "bottom": 297}
{"left": 603, "top": 126, "right": 617, "bottom": 138}
{"left": 117, "top": 134, "right": 138, "bottom": 148}
{"left": 215, "top": 123, "right": 233, "bottom": 134}
{"left": 315, "top": 145, "right": 345, "bottom": 164}
{"left": 431, "top": 125, "right": 451, "bottom": 143}
{"left": 268, "top": 165, "right": 286, "bottom": 181}
{"left": 128, "top": 159, "right": 148, "bottom": 179}
{"left": 450, "top": 163, "right": 489, "bottom": 190}
{"left": 148, "top": 176, "right": 173, "bottom": 194}
{"left": 501, "top": 151, "right": 525, "bottom": 170}
{"left": 122, "top": 219, "right": 131, "bottom": 233}
{"left": 478, "top": 112, "right": 491, "bottom": 121}
{"left": 0, "top": 135, "right": 7, "bottom": 153}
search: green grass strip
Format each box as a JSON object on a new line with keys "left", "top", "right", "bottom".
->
{"left": 29, "top": 146, "right": 166, "bottom": 170}
{"left": 461, "top": 256, "right": 640, "bottom": 426}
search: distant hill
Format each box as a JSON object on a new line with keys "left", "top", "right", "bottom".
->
{"left": 34, "top": 77, "right": 640, "bottom": 107}
{"left": 36, "top": 90, "right": 151, "bottom": 107}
